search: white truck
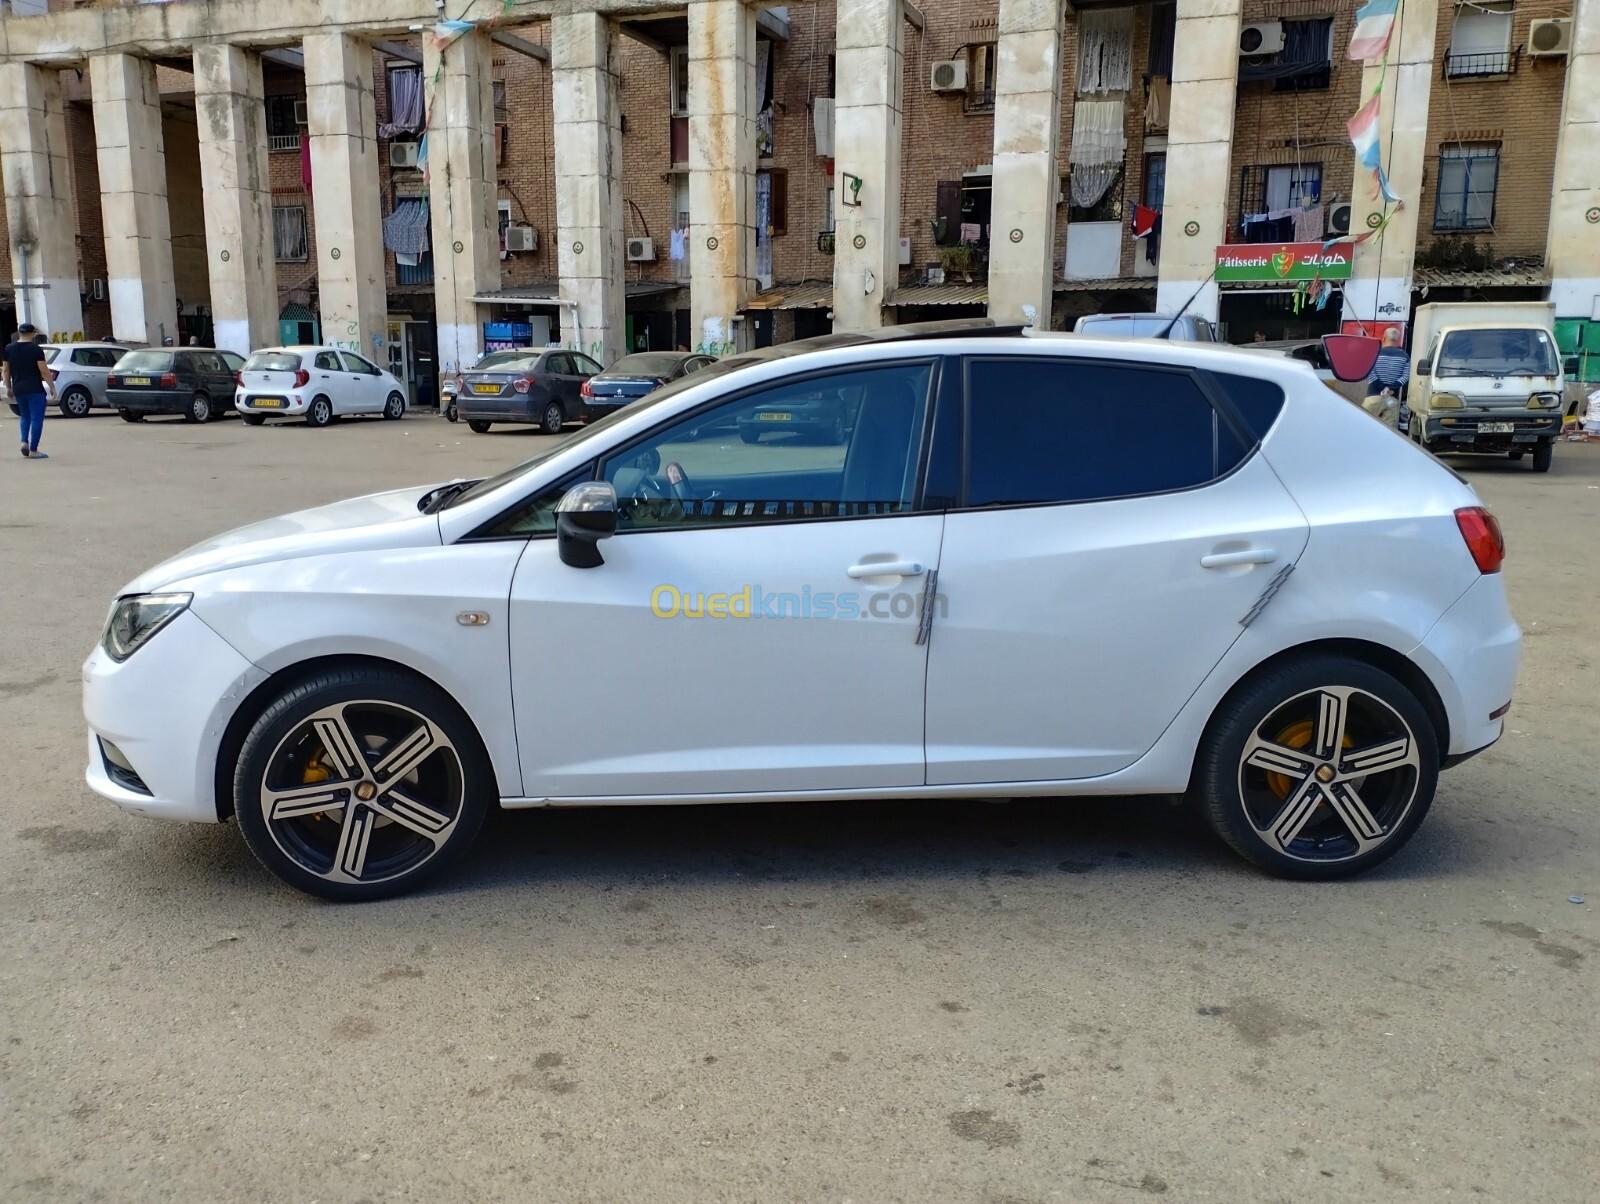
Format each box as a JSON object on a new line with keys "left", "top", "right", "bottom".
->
{"left": 1408, "top": 301, "right": 1564, "bottom": 472}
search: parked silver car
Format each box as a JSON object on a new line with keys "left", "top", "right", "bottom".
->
{"left": 3, "top": 342, "right": 127, "bottom": 418}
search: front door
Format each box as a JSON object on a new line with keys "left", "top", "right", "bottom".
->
{"left": 506, "top": 358, "right": 944, "bottom": 799}
{"left": 340, "top": 352, "right": 383, "bottom": 411}
{"left": 924, "top": 356, "right": 1310, "bottom": 784}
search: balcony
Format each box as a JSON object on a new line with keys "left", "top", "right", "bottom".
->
{"left": 1443, "top": 48, "right": 1520, "bottom": 78}
{"left": 268, "top": 134, "right": 300, "bottom": 154}
{"left": 395, "top": 253, "right": 433, "bottom": 286}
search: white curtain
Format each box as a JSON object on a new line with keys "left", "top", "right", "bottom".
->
{"left": 1069, "top": 98, "right": 1126, "bottom": 167}
{"left": 1077, "top": 9, "right": 1134, "bottom": 94}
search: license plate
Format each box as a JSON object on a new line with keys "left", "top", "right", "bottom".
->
{"left": 472, "top": 383, "right": 501, "bottom": 395}
{"left": 1478, "top": 422, "right": 1514, "bottom": 434}
{"left": 759, "top": 411, "right": 792, "bottom": 422}
{"left": 252, "top": 398, "right": 284, "bottom": 409}
{"left": 125, "top": 376, "right": 151, "bottom": 386}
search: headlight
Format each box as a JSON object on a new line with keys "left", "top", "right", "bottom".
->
{"left": 1529, "top": 392, "right": 1562, "bottom": 409}
{"left": 1431, "top": 392, "right": 1465, "bottom": 409}
{"left": 101, "top": 592, "right": 191, "bottom": 662}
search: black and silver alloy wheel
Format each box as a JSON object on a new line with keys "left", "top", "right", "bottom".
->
{"left": 234, "top": 669, "right": 490, "bottom": 900}
{"left": 1198, "top": 656, "right": 1439, "bottom": 879}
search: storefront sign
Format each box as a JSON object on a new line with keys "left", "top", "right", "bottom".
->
{"left": 1215, "top": 243, "right": 1353, "bottom": 283}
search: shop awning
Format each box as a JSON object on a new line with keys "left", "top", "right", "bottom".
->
{"left": 747, "top": 281, "right": 833, "bottom": 310}
{"left": 1413, "top": 266, "right": 1548, "bottom": 289}
{"left": 1053, "top": 276, "right": 1154, "bottom": 292}
{"left": 890, "top": 281, "right": 990, "bottom": 307}
{"left": 470, "top": 281, "right": 686, "bottom": 306}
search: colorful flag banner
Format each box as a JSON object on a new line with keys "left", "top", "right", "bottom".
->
{"left": 1348, "top": 0, "right": 1399, "bottom": 62}
{"left": 1129, "top": 204, "right": 1159, "bottom": 240}
{"left": 1347, "top": 91, "right": 1402, "bottom": 205}
{"left": 430, "top": 19, "right": 476, "bottom": 55}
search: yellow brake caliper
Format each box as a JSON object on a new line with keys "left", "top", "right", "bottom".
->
{"left": 1265, "top": 719, "right": 1352, "bottom": 800}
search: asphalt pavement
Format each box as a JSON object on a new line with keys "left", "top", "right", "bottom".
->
{"left": 2, "top": 409, "right": 1596, "bottom": 1202}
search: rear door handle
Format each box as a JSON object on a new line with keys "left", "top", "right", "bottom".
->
{"left": 1200, "top": 548, "right": 1278, "bottom": 569}
{"left": 847, "top": 560, "right": 925, "bottom": 579}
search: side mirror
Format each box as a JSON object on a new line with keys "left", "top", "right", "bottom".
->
{"left": 556, "top": 481, "right": 618, "bottom": 568}
{"left": 1415, "top": 359, "right": 1431, "bottom": 377}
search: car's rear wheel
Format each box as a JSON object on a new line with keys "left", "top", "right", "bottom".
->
{"left": 467, "top": 420, "right": 491, "bottom": 434}
{"left": 241, "top": 414, "right": 266, "bottom": 426}
{"left": 185, "top": 393, "right": 213, "bottom": 424}
{"left": 1195, "top": 656, "right": 1438, "bottom": 879}
{"left": 59, "top": 387, "right": 93, "bottom": 418}
{"left": 118, "top": 409, "right": 143, "bottom": 423}
{"left": 383, "top": 391, "right": 405, "bottom": 420}
{"left": 1531, "top": 441, "right": 1553, "bottom": 472}
{"left": 307, "top": 396, "right": 333, "bottom": 428}
{"left": 541, "top": 402, "right": 565, "bottom": 435}
{"left": 232, "top": 668, "right": 492, "bottom": 901}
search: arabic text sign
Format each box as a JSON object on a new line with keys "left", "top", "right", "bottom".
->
{"left": 1214, "top": 242, "right": 1354, "bottom": 283}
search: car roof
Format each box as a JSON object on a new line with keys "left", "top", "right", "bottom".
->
{"left": 1434, "top": 321, "right": 1554, "bottom": 332}
{"left": 44, "top": 341, "right": 126, "bottom": 349}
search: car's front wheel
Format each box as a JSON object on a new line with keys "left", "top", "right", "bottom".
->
{"left": 232, "top": 667, "right": 493, "bottom": 901}
{"left": 383, "top": 391, "right": 405, "bottom": 420}
{"left": 1531, "top": 441, "right": 1553, "bottom": 473}
{"left": 1195, "top": 656, "right": 1438, "bottom": 879}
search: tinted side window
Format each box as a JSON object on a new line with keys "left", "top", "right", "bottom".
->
{"left": 572, "top": 354, "right": 602, "bottom": 376}
{"left": 1203, "top": 370, "right": 1287, "bottom": 442}
{"left": 545, "top": 353, "right": 571, "bottom": 375}
{"left": 314, "top": 351, "right": 341, "bottom": 371}
{"left": 965, "top": 358, "right": 1235, "bottom": 508}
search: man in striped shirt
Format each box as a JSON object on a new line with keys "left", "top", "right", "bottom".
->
{"left": 1366, "top": 327, "right": 1411, "bottom": 431}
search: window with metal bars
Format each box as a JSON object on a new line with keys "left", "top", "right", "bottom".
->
{"left": 1433, "top": 144, "right": 1499, "bottom": 231}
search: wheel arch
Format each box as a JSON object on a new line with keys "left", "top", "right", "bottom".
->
{"left": 1197, "top": 638, "right": 1451, "bottom": 779}
{"left": 212, "top": 652, "right": 499, "bottom": 820}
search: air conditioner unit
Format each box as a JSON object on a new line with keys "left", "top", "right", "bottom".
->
{"left": 898, "top": 237, "right": 912, "bottom": 266}
{"left": 930, "top": 58, "right": 968, "bottom": 93}
{"left": 813, "top": 97, "right": 836, "bottom": 158}
{"left": 1239, "top": 21, "right": 1286, "bottom": 57}
{"left": 1328, "top": 203, "right": 1352, "bottom": 237}
{"left": 389, "top": 141, "right": 420, "bottom": 170}
{"left": 1529, "top": 18, "right": 1572, "bottom": 57}
{"left": 504, "top": 225, "right": 537, "bottom": 253}
{"left": 627, "top": 236, "right": 656, "bottom": 263}
{"left": 293, "top": 100, "right": 308, "bottom": 126}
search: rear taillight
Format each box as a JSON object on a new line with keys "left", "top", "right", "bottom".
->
{"left": 513, "top": 377, "right": 531, "bottom": 394}
{"left": 233, "top": 371, "right": 243, "bottom": 387}
{"left": 1455, "top": 507, "right": 1504, "bottom": 574}
{"left": 293, "top": 368, "right": 310, "bottom": 388}
{"left": 106, "top": 374, "right": 118, "bottom": 387}
{"left": 159, "top": 372, "right": 177, "bottom": 388}
{"left": 580, "top": 379, "right": 593, "bottom": 398}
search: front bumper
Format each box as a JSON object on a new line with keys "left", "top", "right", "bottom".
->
{"left": 83, "top": 609, "right": 268, "bottom": 822}
{"left": 1423, "top": 409, "right": 1562, "bottom": 447}
{"left": 1411, "top": 574, "right": 1521, "bottom": 760}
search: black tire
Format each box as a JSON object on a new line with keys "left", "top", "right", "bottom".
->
{"left": 59, "top": 387, "right": 93, "bottom": 418}
{"left": 1531, "top": 441, "right": 1553, "bottom": 473}
{"left": 307, "top": 396, "right": 333, "bottom": 428}
{"left": 119, "top": 409, "right": 143, "bottom": 423}
{"left": 241, "top": 414, "right": 266, "bottom": 426}
{"left": 1507, "top": 451, "right": 1524, "bottom": 461}
{"left": 184, "top": 393, "right": 213, "bottom": 424}
{"left": 383, "top": 391, "right": 406, "bottom": 420}
{"left": 232, "top": 666, "right": 493, "bottom": 902}
{"left": 467, "top": 420, "right": 491, "bottom": 434}
{"left": 541, "top": 402, "right": 565, "bottom": 435}
{"left": 444, "top": 402, "right": 458, "bottom": 423}
{"left": 1194, "top": 655, "right": 1439, "bottom": 880}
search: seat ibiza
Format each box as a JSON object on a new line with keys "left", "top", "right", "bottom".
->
{"left": 83, "top": 324, "right": 1520, "bottom": 900}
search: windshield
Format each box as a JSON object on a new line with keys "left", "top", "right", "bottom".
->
{"left": 608, "top": 352, "right": 686, "bottom": 377}
{"left": 470, "top": 350, "right": 540, "bottom": 373}
{"left": 245, "top": 351, "right": 301, "bottom": 372}
{"left": 1077, "top": 316, "right": 1175, "bottom": 338}
{"left": 1437, "top": 328, "right": 1558, "bottom": 377}
{"left": 117, "top": 350, "right": 173, "bottom": 372}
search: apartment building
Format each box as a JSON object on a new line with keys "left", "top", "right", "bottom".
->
{"left": 1, "top": 0, "right": 1596, "bottom": 408}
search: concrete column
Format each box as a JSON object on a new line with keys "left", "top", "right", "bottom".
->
{"left": 89, "top": 53, "right": 177, "bottom": 345}
{"left": 0, "top": 63, "right": 84, "bottom": 340}
{"left": 193, "top": 45, "right": 277, "bottom": 357}
{"left": 1547, "top": 0, "right": 1600, "bottom": 321}
{"left": 831, "top": 0, "right": 903, "bottom": 332}
{"left": 987, "top": 0, "right": 1065, "bottom": 329}
{"left": 424, "top": 28, "right": 500, "bottom": 376}
{"left": 688, "top": 0, "right": 757, "bottom": 355}
{"left": 1341, "top": 0, "right": 1440, "bottom": 334}
{"left": 304, "top": 32, "right": 386, "bottom": 357}
{"left": 552, "top": 12, "right": 625, "bottom": 366}
{"left": 1155, "top": 0, "right": 1242, "bottom": 324}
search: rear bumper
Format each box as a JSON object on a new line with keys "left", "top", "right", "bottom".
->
{"left": 236, "top": 392, "right": 309, "bottom": 415}
{"left": 458, "top": 398, "right": 542, "bottom": 422}
{"left": 1411, "top": 574, "right": 1521, "bottom": 760}
{"left": 108, "top": 390, "right": 188, "bottom": 414}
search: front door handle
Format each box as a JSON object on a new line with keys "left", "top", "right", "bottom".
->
{"left": 847, "top": 560, "right": 925, "bottom": 579}
{"left": 1200, "top": 548, "right": 1278, "bottom": 569}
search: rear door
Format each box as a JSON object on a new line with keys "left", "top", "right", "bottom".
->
{"left": 68, "top": 346, "right": 119, "bottom": 403}
{"left": 923, "top": 356, "right": 1309, "bottom": 784}
{"left": 543, "top": 352, "right": 577, "bottom": 415}
{"left": 194, "top": 351, "right": 233, "bottom": 402}
{"left": 311, "top": 350, "right": 346, "bottom": 410}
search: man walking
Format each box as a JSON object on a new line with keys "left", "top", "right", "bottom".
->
{"left": 1366, "top": 326, "right": 1411, "bottom": 432}
{"left": 4, "top": 323, "right": 56, "bottom": 459}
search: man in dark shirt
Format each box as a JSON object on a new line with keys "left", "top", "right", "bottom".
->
{"left": 4, "top": 323, "right": 55, "bottom": 459}
{"left": 1365, "top": 327, "right": 1411, "bottom": 432}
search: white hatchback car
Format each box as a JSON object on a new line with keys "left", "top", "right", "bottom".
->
{"left": 85, "top": 324, "right": 1521, "bottom": 900}
{"left": 236, "top": 345, "right": 407, "bottom": 427}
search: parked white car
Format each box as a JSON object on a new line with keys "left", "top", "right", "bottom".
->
{"left": 235, "top": 345, "right": 407, "bottom": 427}
{"left": 1, "top": 342, "right": 128, "bottom": 418}
{"left": 85, "top": 324, "right": 1520, "bottom": 900}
